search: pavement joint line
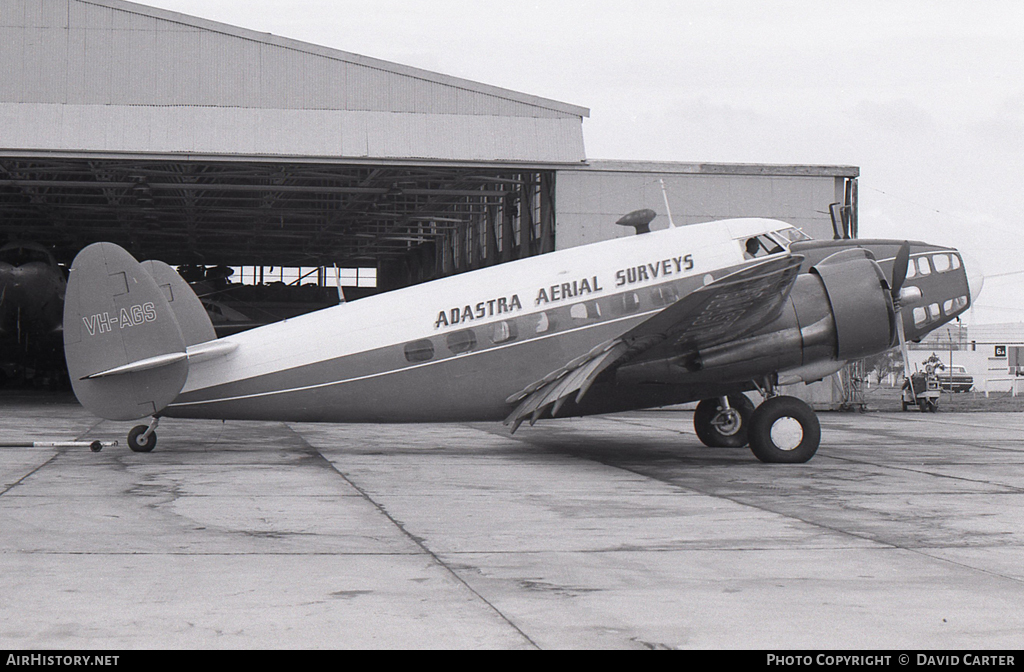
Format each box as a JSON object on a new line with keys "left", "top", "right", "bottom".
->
{"left": 0, "top": 452, "right": 61, "bottom": 498}
{"left": 824, "top": 454, "right": 1024, "bottom": 493}
{"left": 547, "top": 416, "right": 1024, "bottom": 587}
{"left": 900, "top": 546, "right": 1024, "bottom": 587}
{"left": 284, "top": 423, "right": 541, "bottom": 650}
{"left": 473, "top": 420, "right": 914, "bottom": 553}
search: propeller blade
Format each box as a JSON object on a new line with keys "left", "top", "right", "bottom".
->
{"left": 888, "top": 241, "right": 914, "bottom": 402}
{"left": 895, "top": 309, "right": 916, "bottom": 403}
{"left": 891, "top": 241, "right": 911, "bottom": 298}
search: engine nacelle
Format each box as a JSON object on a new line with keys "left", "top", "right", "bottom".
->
{"left": 615, "top": 248, "right": 897, "bottom": 387}
{"left": 810, "top": 248, "right": 894, "bottom": 361}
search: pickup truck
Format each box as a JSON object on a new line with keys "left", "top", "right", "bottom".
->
{"left": 936, "top": 365, "right": 973, "bottom": 392}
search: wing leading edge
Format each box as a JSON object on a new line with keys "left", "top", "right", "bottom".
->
{"left": 503, "top": 254, "right": 805, "bottom": 432}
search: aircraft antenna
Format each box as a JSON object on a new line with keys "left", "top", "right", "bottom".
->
{"left": 660, "top": 179, "right": 677, "bottom": 228}
{"left": 333, "top": 264, "right": 346, "bottom": 304}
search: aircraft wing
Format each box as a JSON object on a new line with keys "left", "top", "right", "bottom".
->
{"left": 504, "top": 254, "right": 804, "bottom": 432}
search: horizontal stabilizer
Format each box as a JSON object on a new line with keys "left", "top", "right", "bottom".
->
{"left": 185, "top": 339, "right": 238, "bottom": 364}
{"left": 82, "top": 352, "right": 189, "bottom": 379}
{"left": 81, "top": 340, "right": 237, "bottom": 379}
{"left": 63, "top": 243, "right": 188, "bottom": 421}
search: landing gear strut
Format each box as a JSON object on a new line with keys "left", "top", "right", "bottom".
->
{"left": 693, "top": 394, "right": 755, "bottom": 447}
{"left": 127, "top": 417, "right": 159, "bottom": 453}
{"left": 694, "top": 381, "right": 821, "bottom": 462}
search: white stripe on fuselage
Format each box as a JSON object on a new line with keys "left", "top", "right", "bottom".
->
{"left": 180, "top": 218, "right": 796, "bottom": 396}
{"left": 171, "top": 307, "right": 665, "bottom": 408}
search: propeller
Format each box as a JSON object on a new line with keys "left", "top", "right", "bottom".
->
{"left": 890, "top": 242, "right": 915, "bottom": 403}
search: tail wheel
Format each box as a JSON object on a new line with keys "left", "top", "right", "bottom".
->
{"left": 127, "top": 425, "right": 157, "bottom": 453}
{"left": 748, "top": 396, "right": 820, "bottom": 463}
{"left": 694, "top": 394, "right": 755, "bottom": 447}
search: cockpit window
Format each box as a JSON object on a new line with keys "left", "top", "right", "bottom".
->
{"left": 770, "top": 228, "right": 812, "bottom": 244}
{"left": 743, "top": 235, "right": 785, "bottom": 259}
{"left": 0, "top": 246, "right": 51, "bottom": 266}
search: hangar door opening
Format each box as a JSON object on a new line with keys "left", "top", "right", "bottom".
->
{"left": 0, "top": 157, "right": 558, "bottom": 295}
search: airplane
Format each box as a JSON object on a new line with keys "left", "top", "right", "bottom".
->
{"left": 61, "top": 211, "right": 971, "bottom": 462}
{"left": 0, "top": 241, "right": 66, "bottom": 341}
{"left": 0, "top": 241, "right": 68, "bottom": 382}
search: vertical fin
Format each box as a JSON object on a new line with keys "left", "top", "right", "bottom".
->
{"left": 140, "top": 260, "right": 216, "bottom": 346}
{"left": 63, "top": 243, "right": 189, "bottom": 421}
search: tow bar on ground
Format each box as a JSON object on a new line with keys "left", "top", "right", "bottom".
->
{"left": 0, "top": 440, "right": 118, "bottom": 452}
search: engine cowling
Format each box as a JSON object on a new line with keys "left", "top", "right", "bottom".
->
{"left": 809, "top": 248, "right": 894, "bottom": 361}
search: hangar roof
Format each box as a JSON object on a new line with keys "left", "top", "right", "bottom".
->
{"left": 574, "top": 160, "right": 859, "bottom": 178}
{"left": 0, "top": 1, "right": 585, "bottom": 271}
{"left": 0, "top": 0, "right": 588, "bottom": 163}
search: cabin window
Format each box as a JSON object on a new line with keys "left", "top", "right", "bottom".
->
{"left": 916, "top": 257, "right": 931, "bottom": 276}
{"left": 612, "top": 292, "right": 641, "bottom": 315}
{"left": 651, "top": 285, "right": 679, "bottom": 306}
{"left": 570, "top": 301, "right": 602, "bottom": 321}
{"left": 446, "top": 329, "right": 477, "bottom": 354}
{"left": 928, "top": 303, "right": 941, "bottom": 320}
{"left": 490, "top": 320, "right": 518, "bottom": 344}
{"left": 404, "top": 339, "right": 435, "bottom": 363}
{"left": 931, "top": 254, "right": 961, "bottom": 273}
{"left": 535, "top": 312, "right": 556, "bottom": 334}
{"left": 913, "top": 307, "right": 928, "bottom": 326}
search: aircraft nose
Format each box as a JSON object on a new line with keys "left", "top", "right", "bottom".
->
{"left": 963, "top": 252, "right": 985, "bottom": 303}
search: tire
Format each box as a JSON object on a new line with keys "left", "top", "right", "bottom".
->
{"left": 694, "top": 394, "right": 755, "bottom": 447}
{"left": 748, "top": 396, "right": 821, "bottom": 464}
{"left": 127, "top": 425, "right": 157, "bottom": 453}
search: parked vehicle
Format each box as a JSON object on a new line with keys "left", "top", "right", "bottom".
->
{"left": 903, "top": 371, "right": 941, "bottom": 412}
{"left": 936, "top": 365, "right": 973, "bottom": 392}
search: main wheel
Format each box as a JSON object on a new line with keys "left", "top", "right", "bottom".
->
{"left": 748, "top": 396, "right": 820, "bottom": 463}
{"left": 694, "top": 394, "right": 755, "bottom": 447}
{"left": 127, "top": 425, "right": 157, "bottom": 453}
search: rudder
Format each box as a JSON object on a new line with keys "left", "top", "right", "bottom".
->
{"left": 63, "top": 243, "right": 188, "bottom": 421}
{"left": 140, "top": 259, "right": 216, "bottom": 346}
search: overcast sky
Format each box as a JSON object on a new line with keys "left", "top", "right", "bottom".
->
{"left": 144, "top": 0, "right": 1024, "bottom": 325}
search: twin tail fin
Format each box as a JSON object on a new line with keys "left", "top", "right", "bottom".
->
{"left": 63, "top": 243, "right": 228, "bottom": 421}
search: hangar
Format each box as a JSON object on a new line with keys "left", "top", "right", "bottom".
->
{"left": 1, "top": 0, "right": 858, "bottom": 288}
{"left": 2, "top": 0, "right": 864, "bottom": 409}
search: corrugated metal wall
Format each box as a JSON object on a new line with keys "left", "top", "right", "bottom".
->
{"left": 0, "top": 0, "right": 580, "bottom": 117}
{"left": 554, "top": 163, "right": 859, "bottom": 249}
{"left": 0, "top": 0, "right": 587, "bottom": 162}
{"left": 0, "top": 103, "right": 586, "bottom": 160}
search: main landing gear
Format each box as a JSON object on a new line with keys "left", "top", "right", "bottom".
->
{"left": 693, "top": 390, "right": 821, "bottom": 463}
{"left": 127, "top": 417, "right": 159, "bottom": 453}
